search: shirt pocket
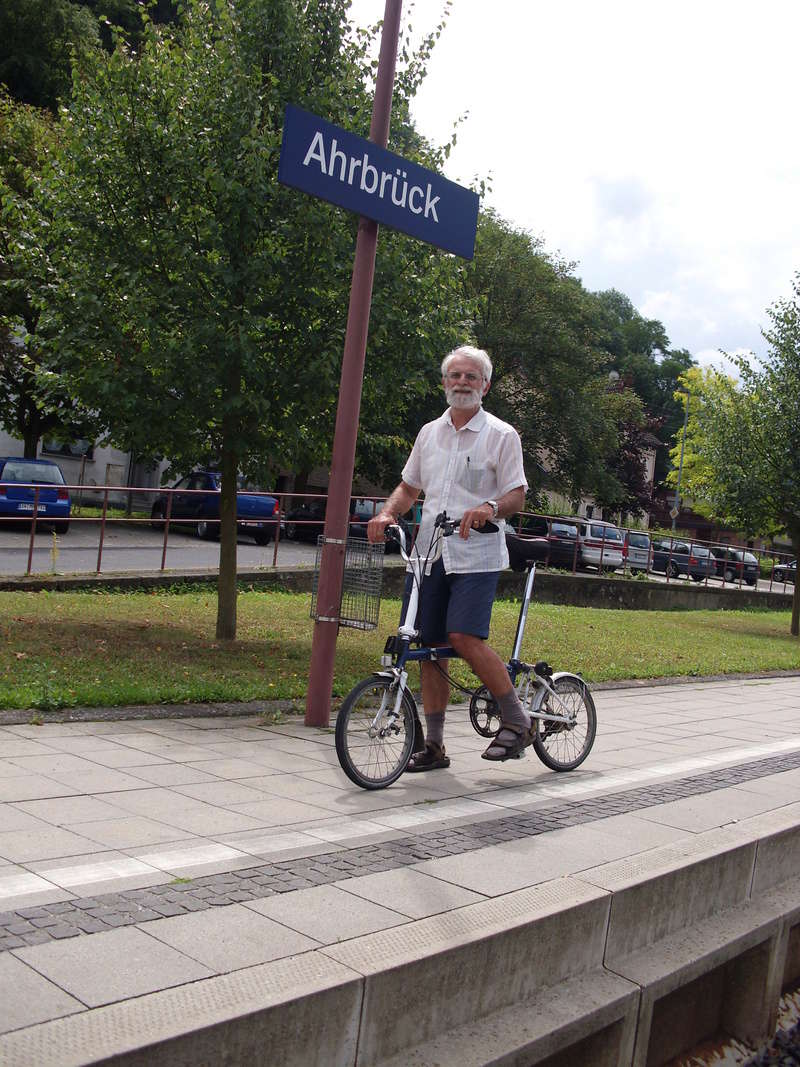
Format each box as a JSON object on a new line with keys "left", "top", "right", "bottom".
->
{"left": 460, "top": 457, "right": 492, "bottom": 495}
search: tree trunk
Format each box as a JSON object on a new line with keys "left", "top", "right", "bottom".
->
{"left": 216, "top": 442, "right": 238, "bottom": 640}
{"left": 22, "top": 424, "right": 40, "bottom": 459}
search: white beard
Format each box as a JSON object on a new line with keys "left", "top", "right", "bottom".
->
{"left": 445, "top": 386, "right": 482, "bottom": 410}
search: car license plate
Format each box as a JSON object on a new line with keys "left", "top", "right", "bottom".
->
{"left": 242, "top": 521, "right": 263, "bottom": 528}
{"left": 17, "top": 503, "right": 35, "bottom": 512}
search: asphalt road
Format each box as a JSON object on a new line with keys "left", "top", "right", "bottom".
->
{"left": 0, "top": 519, "right": 320, "bottom": 577}
{"left": 0, "top": 519, "right": 794, "bottom": 596}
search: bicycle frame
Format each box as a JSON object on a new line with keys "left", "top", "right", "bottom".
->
{"left": 373, "top": 518, "right": 576, "bottom": 730}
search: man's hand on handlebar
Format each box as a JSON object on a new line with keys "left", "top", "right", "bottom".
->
{"left": 458, "top": 503, "right": 496, "bottom": 540}
{"left": 367, "top": 512, "right": 396, "bottom": 544}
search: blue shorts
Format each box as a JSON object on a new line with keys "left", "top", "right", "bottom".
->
{"left": 403, "top": 559, "right": 500, "bottom": 645}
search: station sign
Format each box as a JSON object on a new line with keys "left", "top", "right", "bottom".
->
{"left": 278, "top": 104, "right": 479, "bottom": 260}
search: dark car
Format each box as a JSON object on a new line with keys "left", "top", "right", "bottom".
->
{"left": 774, "top": 559, "right": 797, "bottom": 584}
{"left": 0, "top": 456, "right": 71, "bottom": 533}
{"left": 712, "top": 547, "right": 759, "bottom": 586}
{"left": 507, "top": 515, "right": 578, "bottom": 570}
{"left": 285, "top": 497, "right": 410, "bottom": 553}
{"left": 348, "top": 498, "right": 411, "bottom": 554}
{"left": 505, "top": 532, "right": 550, "bottom": 571}
{"left": 150, "top": 471, "right": 278, "bottom": 545}
{"left": 651, "top": 539, "right": 716, "bottom": 581}
{"left": 282, "top": 499, "right": 329, "bottom": 542}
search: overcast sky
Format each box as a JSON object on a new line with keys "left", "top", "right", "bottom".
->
{"left": 349, "top": 0, "right": 800, "bottom": 373}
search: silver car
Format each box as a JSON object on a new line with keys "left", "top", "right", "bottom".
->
{"left": 622, "top": 529, "right": 652, "bottom": 574}
{"left": 576, "top": 520, "right": 624, "bottom": 571}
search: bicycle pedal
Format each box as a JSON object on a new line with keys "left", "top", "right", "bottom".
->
{"left": 509, "top": 749, "right": 527, "bottom": 760}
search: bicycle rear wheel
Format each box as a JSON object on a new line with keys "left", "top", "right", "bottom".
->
{"left": 335, "top": 675, "right": 418, "bottom": 790}
{"left": 533, "top": 675, "right": 596, "bottom": 771}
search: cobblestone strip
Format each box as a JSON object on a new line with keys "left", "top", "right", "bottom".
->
{"left": 2, "top": 747, "right": 800, "bottom": 953}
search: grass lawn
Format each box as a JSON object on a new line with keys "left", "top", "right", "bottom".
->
{"left": 0, "top": 587, "right": 798, "bottom": 712}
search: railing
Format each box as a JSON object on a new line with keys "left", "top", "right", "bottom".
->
{"left": 0, "top": 484, "right": 409, "bottom": 578}
{"left": 0, "top": 481, "right": 795, "bottom": 591}
{"left": 508, "top": 511, "right": 795, "bottom": 593}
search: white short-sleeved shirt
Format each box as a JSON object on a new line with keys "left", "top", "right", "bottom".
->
{"left": 401, "top": 406, "right": 527, "bottom": 573}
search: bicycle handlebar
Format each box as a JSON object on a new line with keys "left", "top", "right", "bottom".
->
{"left": 385, "top": 510, "right": 499, "bottom": 563}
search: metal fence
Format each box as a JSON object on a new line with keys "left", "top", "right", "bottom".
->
{"left": 0, "top": 480, "right": 795, "bottom": 592}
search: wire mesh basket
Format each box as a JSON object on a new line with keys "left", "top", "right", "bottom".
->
{"left": 311, "top": 536, "right": 385, "bottom": 631}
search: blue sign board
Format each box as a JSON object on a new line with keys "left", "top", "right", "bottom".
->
{"left": 278, "top": 104, "right": 479, "bottom": 260}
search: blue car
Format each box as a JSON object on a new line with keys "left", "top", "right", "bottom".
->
{"left": 150, "top": 470, "right": 278, "bottom": 545}
{"left": 0, "top": 456, "right": 71, "bottom": 533}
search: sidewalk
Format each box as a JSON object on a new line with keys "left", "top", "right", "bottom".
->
{"left": 1, "top": 675, "right": 800, "bottom": 1064}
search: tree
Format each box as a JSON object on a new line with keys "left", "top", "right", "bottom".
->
{"left": 0, "top": 0, "right": 99, "bottom": 111}
{"left": 669, "top": 280, "right": 800, "bottom": 635}
{"left": 463, "top": 211, "right": 630, "bottom": 507}
{"left": 43, "top": 0, "right": 465, "bottom": 639}
{"left": 0, "top": 90, "right": 97, "bottom": 456}
{"left": 592, "top": 288, "right": 696, "bottom": 486}
{"left": 592, "top": 389, "right": 657, "bottom": 517}
{"left": 0, "top": 0, "right": 181, "bottom": 111}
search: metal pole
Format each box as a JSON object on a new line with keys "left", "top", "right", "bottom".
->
{"left": 305, "top": 0, "right": 402, "bottom": 727}
{"left": 672, "top": 391, "right": 689, "bottom": 532}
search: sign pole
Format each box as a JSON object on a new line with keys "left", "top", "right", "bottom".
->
{"left": 305, "top": 0, "right": 402, "bottom": 727}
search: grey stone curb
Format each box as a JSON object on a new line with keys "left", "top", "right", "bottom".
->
{"left": 2, "top": 746, "right": 800, "bottom": 954}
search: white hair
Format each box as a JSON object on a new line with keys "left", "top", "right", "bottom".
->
{"left": 441, "top": 345, "right": 492, "bottom": 383}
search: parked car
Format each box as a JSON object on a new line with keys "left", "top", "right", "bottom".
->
{"left": 651, "top": 539, "right": 716, "bottom": 581}
{"left": 774, "top": 559, "right": 797, "bottom": 584}
{"left": 575, "top": 519, "right": 624, "bottom": 571}
{"left": 507, "top": 515, "right": 578, "bottom": 570}
{"left": 347, "top": 498, "right": 411, "bottom": 554}
{"left": 283, "top": 497, "right": 412, "bottom": 552}
{"left": 282, "top": 499, "right": 329, "bottom": 542}
{"left": 621, "top": 529, "right": 652, "bottom": 574}
{"left": 0, "top": 456, "right": 71, "bottom": 533}
{"left": 712, "top": 547, "right": 759, "bottom": 586}
{"left": 505, "top": 532, "right": 550, "bottom": 572}
{"left": 150, "top": 471, "right": 278, "bottom": 544}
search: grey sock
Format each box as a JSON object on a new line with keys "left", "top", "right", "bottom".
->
{"left": 494, "top": 688, "right": 529, "bottom": 731}
{"left": 425, "top": 711, "right": 445, "bottom": 748}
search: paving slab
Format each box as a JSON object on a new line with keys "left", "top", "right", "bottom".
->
{"left": 252, "top": 882, "right": 406, "bottom": 941}
{"left": 141, "top": 901, "right": 319, "bottom": 971}
{"left": 0, "top": 953, "right": 84, "bottom": 1031}
{"left": 11, "top": 925, "right": 214, "bottom": 1006}
{"left": 333, "top": 867, "right": 486, "bottom": 919}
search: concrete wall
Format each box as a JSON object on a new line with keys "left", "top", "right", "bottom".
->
{"left": 3, "top": 564, "right": 791, "bottom": 614}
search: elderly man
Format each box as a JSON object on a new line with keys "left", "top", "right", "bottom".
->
{"left": 367, "top": 344, "right": 531, "bottom": 769}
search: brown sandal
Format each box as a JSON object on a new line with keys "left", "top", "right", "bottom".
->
{"left": 407, "top": 741, "right": 450, "bottom": 772}
{"left": 481, "top": 720, "right": 534, "bottom": 762}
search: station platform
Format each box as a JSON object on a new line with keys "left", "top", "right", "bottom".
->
{"left": 1, "top": 675, "right": 800, "bottom": 1065}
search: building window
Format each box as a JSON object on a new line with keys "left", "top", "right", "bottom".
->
{"left": 42, "top": 439, "right": 94, "bottom": 461}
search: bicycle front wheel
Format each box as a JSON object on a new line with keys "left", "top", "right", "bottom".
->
{"left": 335, "top": 675, "right": 418, "bottom": 790}
{"left": 533, "top": 676, "right": 596, "bottom": 771}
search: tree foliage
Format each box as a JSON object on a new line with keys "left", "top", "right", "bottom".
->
{"left": 463, "top": 211, "right": 646, "bottom": 511}
{"left": 0, "top": 89, "right": 97, "bottom": 456}
{"left": 592, "top": 288, "right": 695, "bottom": 486}
{"left": 41, "top": 0, "right": 466, "bottom": 637}
{"left": 0, "top": 0, "right": 180, "bottom": 112}
{"left": 670, "top": 277, "right": 800, "bottom": 634}
{"left": 0, "top": 0, "right": 100, "bottom": 111}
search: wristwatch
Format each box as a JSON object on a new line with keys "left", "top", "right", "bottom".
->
{"left": 485, "top": 500, "right": 499, "bottom": 519}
